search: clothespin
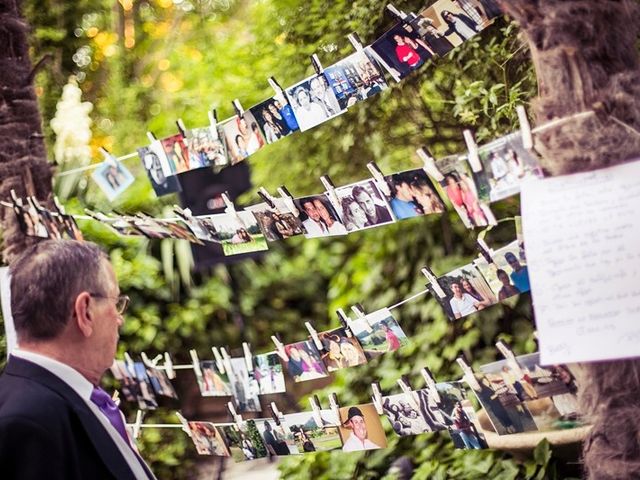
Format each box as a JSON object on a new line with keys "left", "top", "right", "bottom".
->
{"left": 347, "top": 33, "right": 364, "bottom": 52}
{"left": 456, "top": 357, "right": 481, "bottom": 390}
{"left": 227, "top": 402, "right": 243, "bottom": 427}
{"left": 140, "top": 352, "right": 161, "bottom": 369}
{"left": 417, "top": 147, "right": 444, "bottom": 182}
{"left": 476, "top": 238, "right": 494, "bottom": 264}
{"left": 371, "top": 382, "right": 384, "bottom": 415}
{"left": 207, "top": 109, "right": 220, "bottom": 139}
{"left": 305, "top": 322, "right": 324, "bottom": 351}
{"left": 421, "top": 367, "right": 441, "bottom": 403}
{"left": 397, "top": 375, "right": 420, "bottom": 410}
{"left": 496, "top": 340, "right": 517, "bottom": 362}
{"left": 269, "top": 402, "right": 284, "bottom": 425}
{"left": 99, "top": 147, "right": 119, "bottom": 168}
{"left": 257, "top": 187, "right": 277, "bottom": 210}
{"left": 52, "top": 196, "right": 65, "bottom": 215}
{"left": 146, "top": 131, "right": 158, "bottom": 144}
{"left": 211, "top": 346, "right": 226, "bottom": 374}
{"left": 350, "top": 304, "right": 372, "bottom": 332}
{"left": 268, "top": 76, "right": 284, "bottom": 94}
{"left": 164, "top": 352, "right": 175, "bottom": 379}
{"left": 112, "top": 390, "right": 120, "bottom": 406}
{"left": 232, "top": 99, "right": 245, "bottom": 118}
{"left": 463, "top": 130, "right": 483, "bottom": 173}
{"left": 176, "top": 118, "right": 188, "bottom": 137}
{"left": 421, "top": 267, "right": 447, "bottom": 299}
{"left": 189, "top": 349, "right": 204, "bottom": 378}
{"left": 175, "top": 412, "right": 192, "bottom": 436}
{"left": 271, "top": 335, "right": 288, "bottom": 361}
{"left": 124, "top": 352, "right": 135, "bottom": 374}
{"left": 366, "top": 161, "right": 391, "bottom": 197}
{"left": 310, "top": 54, "right": 324, "bottom": 76}
{"left": 328, "top": 393, "right": 341, "bottom": 423}
{"left": 386, "top": 3, "right": 407, "bottom": 21}
{"left": 277, "top": 185, "right": 299, "bottom": 216}
{"left": 132, "top": 410, "right": 144, "bottom": 440}
{"left": 516, "top": 105, "right": 534, "bottom": 151}
{"left": 320, "top": 175, "right": 341, "bottom": 210}
{"left": 336, "top": 309, "right": 354, "bottom": 338}
{"left": 221, "top": 192, "right": 242, "bottom": 222}
{"left": 242, "top": 342, "right": 254, "bottom": 371}
{"left": 219, "top": 347, "right": 233, "bottom": 376}
{"left": 309, "top": 395, "right": 324, "bottom": 427}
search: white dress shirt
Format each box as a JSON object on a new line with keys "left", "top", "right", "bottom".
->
{"left": 10, "top": 349, "right": 153, "bottom": 480}
{"left": 341, "top": 433, "right": 381, "bottom": 452}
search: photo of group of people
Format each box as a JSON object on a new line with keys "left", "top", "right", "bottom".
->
{"left": 208, "top": 211, "right": 269, "bottom": 256}
{"left": 92, "top": 158, "right": 135, "bottom": 201}
{"left": 252, "top": 352, "right": 286, "bottom": 395}
{"left": 187, "top": 422, "right": 231, "bottom": 456}
{"left": 383, "top": 168, "right": 446, "bottom": 220}
{"left": 246, "top": 199, "right": 305, "bottom": 242}
{"left": 285, "top": 74, "right": 345, "bottom": 132}
{"left": 255, "top": 419, "right": 299, "bottom": 456}
{"left": 339, "top": 403, "right": 388, "bottom": 452}
{"left": 184, "top": 125, "right": 228, "bottom": 169}
{"left": 382, "top": 391, "right": 438, "bottom": 437}
{"left": 316, "top": 327, "right": 368, "bottom": 372}
{"left": 278, "top": 340, "right": 329, "bottom": 383}
{"left": 15, "top": 201, "right": 83, "bottom": 241}
{"left": 474, "top": 240, "right": 531, "bottom": 301}
{"left": 195, "top": 360, "right": 233, "bottom": 397}
{"left": 349, "top": 308, "right": 409, "bottom": 360}
{"left": 334, "top": 180, "right": 395, "bottom": 232}
{"left": 284, "top": 410, "right": 343, "bottom": 453}
{"left": 220, "top": 421, "right": 269, "bottom": 462}
{"left": 160, "top": 133, "right": 191, "bottom": 174}
{"left": 110, "top": 360, "right": 159, "bottom": 410}
{"left": 221, "top": 112, "right": 266, "bottom": 164}
{"left": 249, "top": 94, "right": 299, "bottom": 144}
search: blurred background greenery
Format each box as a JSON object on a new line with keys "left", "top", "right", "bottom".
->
{"left": 0, "top": 0, "right": 580, "bottom": 478}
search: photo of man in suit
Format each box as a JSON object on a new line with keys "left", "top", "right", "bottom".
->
{"left": 0, "top": 239, "right": 155, "bottom": 479}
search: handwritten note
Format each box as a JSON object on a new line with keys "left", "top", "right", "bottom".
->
{"left": 521, "top": 160, "right": 640, "bottom": 364}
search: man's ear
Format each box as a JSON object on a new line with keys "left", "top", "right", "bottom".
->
{"left": 74, "top": 292, "right": 94, "bottom": 338}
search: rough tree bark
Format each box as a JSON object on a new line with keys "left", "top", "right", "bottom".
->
{"left": 498, "top": 1, "right": 640, "bottom": 479}
{"left": 0, "top": 0, "right": 53, "bottom": 264}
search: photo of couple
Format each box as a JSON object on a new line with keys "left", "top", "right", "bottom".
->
{"left": 188, "top": 422, "right": 231, "bottom": 456}
{"left": 160, "top": 133, "right": 191, "bottom": 174}
{"left": 474, "top": 240, "right": 531, "bottom": 301}
{"left": 208, "top": 211, "right": 269, "bottom": 256}
{"left": 92, "top": 158, "right": 135, "bottom": 201}
{"left": 137, "top": 143, "right": 182, "bottom": 196}
{"left": 317, "top": 327, "right": 367, "bottom": 372}
{"left": 383, "top": 168, "right": 446, "bottom": 220}
{"left": 195, "top": 360, "right": 233, "bottom": 397}
{"left": 278, "top": 340, "right": 329, "bottom": 383}
{"left": 252, "top": 352, "right": 286, "bottom": 395}
{"left": 247, "top": 199, "right": 305, "bottom": 242}
{"left": 249, "top": 94, "right": 299, "bottom": 144}
{"left": 285, "top": 74, "right": 345, "bottom": 131}
{"left": 295, "top": 194, "right": 348, "bottom": 238}
{"left": 221, "top": 112, "right": 266, "bottom": 164}
{"left": 334, "top": 180, "right": 395, "bottom": 232}
{"left": 228, "top": 357, "right": 261, "bottom": 413}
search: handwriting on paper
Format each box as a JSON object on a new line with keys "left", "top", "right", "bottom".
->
{"left": 521, "top": 159, "right": 640, "bottom": 364}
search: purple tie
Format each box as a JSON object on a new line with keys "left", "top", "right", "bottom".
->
{"left": 91, "top": 386, "right": 130, "bottom": 445}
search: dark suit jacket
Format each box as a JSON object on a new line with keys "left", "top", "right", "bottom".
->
{"left": 0, "top": 356, "right": 142, "bottom": 480}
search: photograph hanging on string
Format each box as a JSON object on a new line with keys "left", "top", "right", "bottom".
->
{"left": 349, "top": 308, "right": 409, "bottom": 360}
{"left": 228, "top": 357, "right": 261, "bottom": 413}
{"left": 294, "top": 195, "right": 348, "bottom": 238}
{"left": 146, "top": 366, "right": 178, "bottom": 399}
{"left": 473, "top": 131, "right": 544, "bottom": 202}
{"left": 428, "top": 263, "right": 497, "bottom": 321}
{"left": 339, "top": 403, "right": 388, "bottom": 452}
{"left": 208, "top": 211, "right": 269, "bottom": 256}
{"left": 155, "top": 218, "right": 204, "bottom": 245}
{"left": 323, "top": 50, "right": 389, "bottom": 110}
{"left": 220, "top": 111, "right": 266, "bottom": 165}
{"left": 333, "top": 179, "right": 395, "bottom": 232}
{"left": 220, "top": 421, "right": 269, "bottom": 462}
{"left": 383, "top": 168, "right": 446, "bottom": 220}
{"left": 278, "top": 340, "right": 329, "bottom": 383}
{"left": 137, "top": 144, "right": 182, "bottom": 196}
{"left": 368, "top": 20, "right": 435, "bottom": 81}
{"left": 187, "top": 422, "right": 231, "bottom": 456}
{"left": 248, "top": 93, "right": 299, "bottom": 144}
{"left": 285, "top": 74, "right": 345, "bottom": 132}
{"left": 132, "top": 361, "right": 159, "bottom": 410}
{"left": 91, "top": 159, "right": 135, "bottom": 201}
{"left": 427, "top": 381, "right": 488, "bottom": 449}
{"left": 246, "top": 199, "right": 305, "bottom": 242}
{"left": 316, "top": 327, "right": 368, "bottom": 372}
{"left": 475, "top": 239, "right": 530, "bottom": 301}
{"left": 110, "top": 360, "right": 143, "bottom": 404}
{"left": 184, "top": 125, "right": 229, "bottom": 169}
{"left": 195, "top": 360, "right": 233, "bottom": 397}
{"left": 255, "top": 419, "right": 300, "bottom": 456}
{"left": 252, "top": 352, "right": 286, "bottom": 395}
{"left": 160, "top": 133, "right": 191, "bottom": 174}
{"left": 414, "top": 0, "right": 489, "bottom": 50}
{"left": 283, "top": 410, "right": 343, "bottom": 453}
{"left": 175, "top": 213, "right": 219, "bottom": 243}
{"left": 382, "top": 390, "right": 442, "bottom": 437}
{"left": 431, "top": 154, "right": 495, "bottom": 228}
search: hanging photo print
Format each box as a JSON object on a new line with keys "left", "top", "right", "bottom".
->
{"left": 382, "top": 390, "right": 442, "bottom": 437}
{"left": 187, "top": 422, "right": 232, "bottom": 456}
{"left": 279, "top": 340, "right": 329, "bottom": 382}
{"left": 184, "top": 125, "right": 229, "bottom": 169}
{"left": 317, "top": 327, "right": 368, "bottom": 372}
{"left": 176, "top": 213, "right": 219, "bottom": 244}
{"left": 221, "top": 111, "right": 266, "bottom": 165}
{"left": 248, "top": 93, "right": 299, "bottom": 144}
{"left": 208, "top": 211, "right": 269, "bottom": 256}
{"left": 246, "top": 199, "right": 304, "bottom": 242}
{"left": 137, "top": 143, "right": 182, "bottom": 196}
{"left": 252, "top": 352, "right": 286, "bottom": 395}
{"left": 294, "top": 195, "right": 348, "bottom": 237}
{"left": 146, "top": 366, "right": 178, "bottom": 399}
{"left": 333, "top": 179, "right": 395, "bottom": 232}
{"left": 431, "top": 154, "right": 495, "bottom": 228}
{"left": 473, "top": 132, "right": 543, "bottom": 202}
{"left": 383, "top": 168, "right": 445, "bottom": 220}
{"left": 429, "top": 263, "right": 497, "bottom": 321}
{"left": 220, "top": 421, "right": 269, "bottom": 462}
{"left": 475, "top": 239, "right": 530, "bottom": 301}
{"left": 480, "top": 354, "right": 580, "bottom": 431}
{"left": 255, "top": 419, "right": 300, "bottom": 456}
{"left": 91, "top": 158, "right": 135, "bottom": 201}
{"left": 159, "top": 134, "right": 191, "bottom": 174}
{"left": 228, "top": 357, "right": 261, "bottom": 413}
{"left": 283, "top": 410, "right": 343, "bottom": 453}
{"left": 339, "top": 403, "right": 388, "bottom": 452}
{"left": 349, "top": 308, "right": 409, "bottom": 360}
{"left": 195, "top": 360, "right": 233, "bottom": 397}
{"left": 415, "top": 0, "right": 488, "bottom": 50}
{"left": 323, "top": 50, "right": 389, "bottom": 110}
{"left": 110, "top": 360, "right": 142, "bottom": 405}
{"left": 430, "top": 381, "right": 488, "bottom": 449}
{"left": 285, "top": 74, "right": 345, "bottom": 132}
{"left": 132, "top": 362, "right": 159, "bottom": 410}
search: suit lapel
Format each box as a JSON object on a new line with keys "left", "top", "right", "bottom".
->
{"left": 5, "top": 358, "right": 139, "bottom": 480}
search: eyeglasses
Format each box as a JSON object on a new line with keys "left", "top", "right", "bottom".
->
{"left": 89, "top": 293, "right": 130, "bottom": 315}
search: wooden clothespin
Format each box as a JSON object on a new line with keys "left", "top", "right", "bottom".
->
{"left": 164, "top": 352, "right": 175, "bottom": 379}
{"left": 475, "top": 238, "right": 494, "bottom": 265}
{"left": 124, "top": 352, "right": 136, "bottom": 374}
{"left": 271, "top": 335, "right": 288, "bottom": 361}
{"left": 277, "top": 185, "right": 299, "bottom": 217}
{"left": 232, "top": 99, "right": 245, "bottom": 118}
{"left": 516, "top": 105, "right": 534, "bottom": 151}
{"left": 242, "top": 342, "right": 254, "bottom": 372}
{"left": 328, "top": 393, "right": 341, "bottom": 424}
{"left": 421, "top": 266, "right": 447, "bottom": 299}
{"left": 320, "top": 175, "right": 340, "bottom": 211}
{"left": 366, "top": 161, "right": 391, "bottom": 197}
{"left": 347, "top": 33, "right": 364, "bottom": 52}
{"left": 386, "top": 3, "right": 408, "bottom": 21}
{"left": 417, "top": 147, "right": 444, "bottom": 182}
{"left": 99, "top": 147, "right": 119, "bottom": 167}
{"left": 221, "top": 192, "right": 242, "bottom": 223}
{"left": 310, "top": 53, "right": 324, "bottom": 76}
{"left": 269, "top": 402, "right": 284, "bottom": 425}
{"left": 463, "top": 130, "right": 483, "bottom": 173}
{"left": 336, "top": 309, "right": 354, "bottom": 338}
{"left": 371, "top": 382, "right": 384, "bottom": 415}
{"left": 309, "top": 395, "right": 324, "bottom": 427}
{"left": 140, "top": 352, "right": 161, "bottom": 369}
{"left": 257, "top": 187, "right": 277, "bottom": 210}
{"left": 189, "top": 349, "right": 204, "bottom": 378}
{"left": 421, "top": 367, "right": 441, "bottom": 403}
{"left": 219, "top": 347, "right": 233, "bottom": 376}
{"left": 175, "top": 412, "right": 192, "bottom": 437}
{"left": 132, "top": 410, "right": 144, "bottom": 440}
{"left": 146, "top": 131, "right": 158, "bottom": 144}
{"left": 397, "top": 375, "right": 420, "bottom": 410}
{"left": 305, "top": 322, "right": 324, "bottom": 351}
{"left": 207, "top": 109, "right": 220, "bottom": 139}
{"left": 176, "top": 118, "right": 188, "bottom": 137}
{"left": 211, "top": 346, "right": 226, "bottom": 374}
{"left": 456, "top": 357, "right": 481, "bottom": 390}
{"left": 351, "top": 303, "right": 373, "bottom": 332}
{"left": 227, "top": 402, "right": 244, "bottom": 428}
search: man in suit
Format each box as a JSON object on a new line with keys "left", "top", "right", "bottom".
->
{"left": 0, "top": 239, "right": 155, "bottom": 479}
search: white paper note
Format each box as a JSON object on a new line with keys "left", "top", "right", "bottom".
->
{"left": 521, "top": 159, "right": 640, "bottom": 364}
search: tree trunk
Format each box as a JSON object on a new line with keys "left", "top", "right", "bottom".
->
{"left": 498, "top": 1, "right": 640, "bottom": 478}
{"left": 0, "top": 0, "right": 53, "bottom": 264}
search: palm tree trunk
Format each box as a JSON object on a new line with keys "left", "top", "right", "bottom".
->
{"left": 0, "top": 0, "right": 53, "bottom": 263}
{"left": 498, "top": 1, "right": 640, "bottom": 478}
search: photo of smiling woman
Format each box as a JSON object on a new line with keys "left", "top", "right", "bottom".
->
{"left": 285, "top": 74, "right": 344, "bottom": 132}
